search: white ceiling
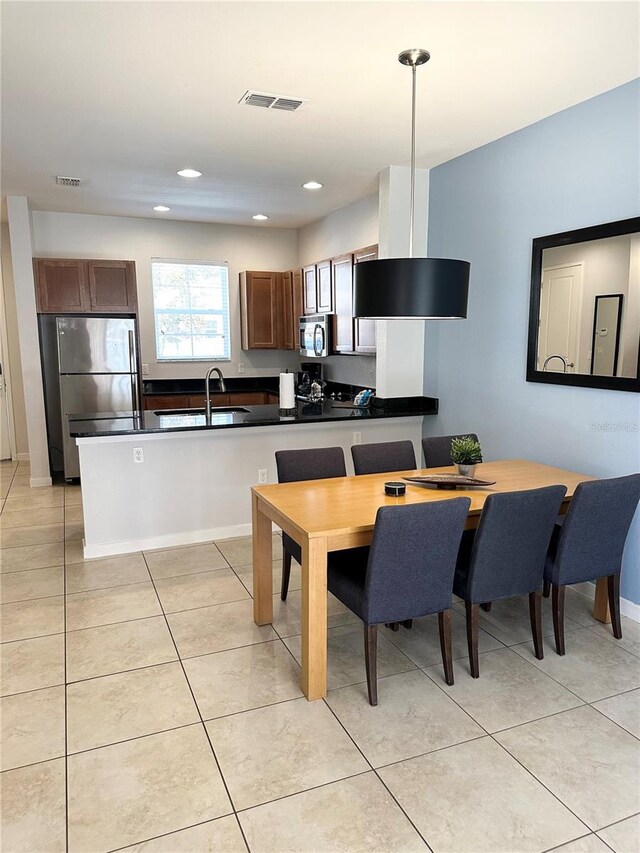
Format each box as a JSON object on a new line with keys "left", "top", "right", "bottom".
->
{"left": 1, "top": 1, "right": 638, "bottom": 229}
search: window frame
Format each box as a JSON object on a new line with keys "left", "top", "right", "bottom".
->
{"left": 150, "top": 257, "right": 231, "bottom": 363}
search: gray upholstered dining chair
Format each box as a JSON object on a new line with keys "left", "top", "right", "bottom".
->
{"left": 544, "top": 474, "right": 640, "bottom": 655}
{"left": 454, "top": 485, "right": 567, "bottom": 677}
{"left": 275, "top": 447, "right": 347, "bottom": 601}
{"left": 328, "top": 498, "right": 471, "bottom": 705}
{"left": 422, "top": 433, "right": 481, "bottom": 468}
{"left": 351, "top": 440, "right": 417, "bottom": 475}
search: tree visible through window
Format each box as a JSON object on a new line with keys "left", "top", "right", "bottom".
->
{"left": 151, "top": 259, "right": 230, "bottom": 361}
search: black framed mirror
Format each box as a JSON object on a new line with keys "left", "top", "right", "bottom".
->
{"left": 527, "top": 216, "right": 640, "bottom": 392}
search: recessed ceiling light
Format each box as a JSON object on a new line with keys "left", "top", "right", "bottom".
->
{"left": 302, "top": 181, "right": 323, "bottom": 190}
{"left": 177, "top": 168, "right": 202, "bottom": 178}
{"left": 252, "top": 214, "right": 269, "bottom": 221}
{"left": 153, "top": 205, "right": 171, "bottom": 212}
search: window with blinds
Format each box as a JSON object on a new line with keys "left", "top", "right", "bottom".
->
{"left": 151, "top": 259, "right": 230, "bottom": 361}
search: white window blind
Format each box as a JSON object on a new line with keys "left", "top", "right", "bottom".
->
{"left": 151, "top": 259, "right": 230, "bottom": 361}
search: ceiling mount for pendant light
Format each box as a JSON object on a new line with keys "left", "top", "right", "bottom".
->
{"left": 353, "top": 49, "right": 470, "bottom": 320}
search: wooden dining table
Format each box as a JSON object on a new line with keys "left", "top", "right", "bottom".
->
{"left": 251, "top": 459, "right": 607, "bottom": 700}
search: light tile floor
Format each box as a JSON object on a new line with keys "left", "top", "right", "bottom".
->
{"left": 1, "top": 462, "right": 639, "bottom": 852}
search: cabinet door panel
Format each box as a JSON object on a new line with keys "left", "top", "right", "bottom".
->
{"left": 210, "top": 394, "right": 231, "bottom": 407}
{"left": 354, "top": 245, "right": 378, "bottom": 354}
{"left": 303, "top": 265, "right": 317, "bottom": 314}
{"left": 35, "top": 259, "right": 89, "bottom": 313}
{"left": 281, "top": 271, "right": 294, "bottom": 350}
{"left": 229, "top": 392, "right": 267, "bottom": 405}
{"left": 88, "top": 261, "right": 137, "bottom": 312}
{"left": 240, "top": 271, "right": 281, "bottom": 349}
{"left": 144, "top": 395, "right": 189, "bottom": 410}
{"left": 331, "top": 254, "right": 354, "bottom": 353}
{"left": 316, "top": 260, "right": 332, "bottom": 314}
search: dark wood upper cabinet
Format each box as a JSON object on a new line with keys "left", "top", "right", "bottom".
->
{"left": 34, "top": 258, "right": 137, "bottom": 314}
{"left": 240, "top": 271, "right": 282, "bottom": 349}
{"left": 87, "top": 260, "right": 137, "bottom": 312}
{"left": 331, "top": 253, "right": 354, "bottom": 353}
{"left": 34, "top": 259, "right": 90, "bottom": 313}
{"left": 303, "top": 265, "right": 317, "bottom": 314}
{"left": 316, "top": 259, "right": 333, "bottom": 314}
{"left": 353, "top": 244, "right": 378, "bottom": 353}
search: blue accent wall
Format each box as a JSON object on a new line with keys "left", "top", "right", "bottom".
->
{"left": 427, "top": 79, "right": 640, "bottom": 605}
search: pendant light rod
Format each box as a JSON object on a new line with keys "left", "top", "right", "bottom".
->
{"left": 398, "top": 48, "right": 430, "bottom": 259}
{"left": 409, "top": 61, "right": 416, "bottom": 258}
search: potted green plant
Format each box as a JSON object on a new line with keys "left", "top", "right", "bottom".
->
{"left": 450, "top": 435, "right": 482, "bottom": 478}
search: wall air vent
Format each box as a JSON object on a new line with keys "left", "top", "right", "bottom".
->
{"left": 239, "top": 91, "right": 305, "bottom": 111}
{"left": 56, "top": 176, "right": 82, "bottom": 187}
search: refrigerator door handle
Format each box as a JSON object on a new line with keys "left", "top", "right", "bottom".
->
{"left": 128, "top": 330, "right": 140, "bottom": 419}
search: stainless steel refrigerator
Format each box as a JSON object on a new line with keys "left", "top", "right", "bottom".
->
{"left": 40, "top": 316, "right": 140, "bottom": 479}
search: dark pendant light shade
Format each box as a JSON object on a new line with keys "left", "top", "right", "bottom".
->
{"left": 354, "top": 48, "right": 470, "bottom": 320}
{"left": 353, "top": 257, "right": 470, "bottom": 319}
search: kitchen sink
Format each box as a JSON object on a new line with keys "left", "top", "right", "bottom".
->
{"left": 155, "top": 407, "right": 250, "bottom": 415}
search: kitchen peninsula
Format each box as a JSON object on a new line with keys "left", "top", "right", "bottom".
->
{"left": 71, "top": 388, "right": 437, "bottom": 558}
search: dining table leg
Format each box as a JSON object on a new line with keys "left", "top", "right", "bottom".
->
{"left": 252, "top": 491, "right": 273, "bottom": 626}
{"left": 301, "top": 536, "right": 328, "bottom": 700}
{"left": 593, "top": 577, "right": 611, "bottom": 624}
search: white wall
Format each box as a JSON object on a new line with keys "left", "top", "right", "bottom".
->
{"left": 0, "top": 222, "right": 28, "bottom": 457}
{"left": 6, "top": 198, "right": 50, "bottom": 483}
{"left": 297, "top": 194, "right": 378, "bottom": 388}
{"left": 31, "top": 211, "right": 301, "bottom": 379}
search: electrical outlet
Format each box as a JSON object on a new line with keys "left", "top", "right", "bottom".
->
{"left": 238, "top": 362, "right": 245, "bottom": 374}
{"left": 258, "top": 468, "right": 268, "bottom": 484}
{"left": 141, "top": 363, "right": 150, "bottom": 375}
{"left": 353, "top": 431, "right": 362, "bottom": 445}
{"left": 133, "top": 447, "right": 144, "bottom": 463}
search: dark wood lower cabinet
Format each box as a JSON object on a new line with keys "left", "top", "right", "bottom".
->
{"left": 143, "top": 391, "right": 273, "bottom": 410}
{"left": 143, "top": 395, "right": 189, "bottom": 410}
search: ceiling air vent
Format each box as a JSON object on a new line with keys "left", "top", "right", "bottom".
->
{"left": 239, "top": 91, "right": 305, "bottom": 111}
{"left": 56, "top": 176, "right": 82, "bottom": 187}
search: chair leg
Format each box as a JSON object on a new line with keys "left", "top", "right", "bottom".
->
{"left": 607, "top": 574, "right": 622, "bottom": 640}
{"left": 529, "top": 590, "right": 544, "bottom": 660}
{"left": 364, "top": 624, "right": 378, "bottom": 706}
{"left": 551, "top": 584, "right": 566, "bottom": 656}
{"left": 480, "top": 602, "right": 492, "bottom": 612}
{"left": 401, "top": 619, "right": 413, "bottom": 629}
{"left": 438, "top": 610, "right": 454, "bottom": 686}
{"left": 465, "top": 601, "right": 480, "bottom": 678}
{"left": 385, "top": 622, "right": 400, "bottom": 631}
{"left": 543, "top": 579, "right": 551, "bottom": 598}
{"left": 280, "top": 548, "right": 292, "bottom": 601}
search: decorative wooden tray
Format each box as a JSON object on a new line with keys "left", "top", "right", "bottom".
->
{"left": 403, "top": 474, "right": 496, "bottom": 490}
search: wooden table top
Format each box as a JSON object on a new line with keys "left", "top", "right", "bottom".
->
{"left": 252, "top": 459, "right": 594, "bottom": 542}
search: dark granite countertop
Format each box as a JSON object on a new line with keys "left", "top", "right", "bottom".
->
{"left": 70, "top": 396, "right": 438, "bottom": 438}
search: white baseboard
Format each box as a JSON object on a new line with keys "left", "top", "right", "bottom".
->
{"left": 16, "top": 453, "right": 29, "bottom": 462}
{"left": 82, "top": 522, "right": 255, "bottom": 559}
{"left": 621, "top": 598, "right": 640, "bottom": 622}
{"left": 578, "top": 581, "right": 640, "bottom": 624}
{"left": 29, "top": 476, "right": 52, "bottom": 487}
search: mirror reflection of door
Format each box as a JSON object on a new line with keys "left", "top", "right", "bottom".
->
{"left": 536, "top": 233, "right": 639, "bottom": 379}
{"left": 591, "top": 294, "right": 623, "bottom": 377}
{"left": 537, "top": 263, "right": 582, "bottom": 372}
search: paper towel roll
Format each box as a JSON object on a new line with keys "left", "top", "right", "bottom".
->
{"left": 279, "top": 372, "right": 295, "bottom": 409}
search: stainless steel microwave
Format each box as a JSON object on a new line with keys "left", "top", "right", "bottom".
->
{"left": 299, "top": 314, "right": 331, "bottom": 357}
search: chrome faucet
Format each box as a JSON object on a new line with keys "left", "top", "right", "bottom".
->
{"left": 543, "top": 354, "right": 570, "bottom": 373}
{"left": 205, "top": 366, "right": 226, "bottom": 422}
